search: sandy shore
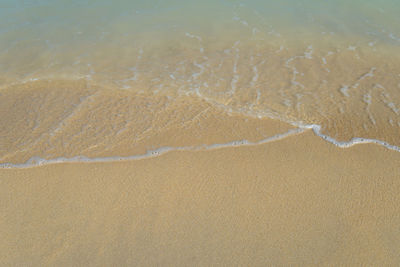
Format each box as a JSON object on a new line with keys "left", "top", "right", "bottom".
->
{"left": 1, "top": 130, "right": 400, "bottom": 266}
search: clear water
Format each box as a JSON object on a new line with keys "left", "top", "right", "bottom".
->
{"left": 1, "top": 0, "right": 400, "bottom": 166}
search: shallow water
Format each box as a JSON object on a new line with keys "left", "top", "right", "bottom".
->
{"left": 1, "top": 0, "right": 400, "bottom": 166}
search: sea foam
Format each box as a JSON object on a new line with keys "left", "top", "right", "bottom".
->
{"left": 1, "top": 125, "right": 399, "bottom": 169}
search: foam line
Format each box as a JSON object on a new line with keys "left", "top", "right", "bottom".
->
{"left": 298, "top": 124, "right": 400, "bottom": 152}
{"left": 184, "top": 93, "right": 400, "bottom": 154}
{"left": 0, "top": 129, "right": 304, "bottom": 169}
{"left": 196, "top": 94, "right": 400, "bottom": 153}
{"left": 1, "top": 122, "right": 399, "bottom": 169}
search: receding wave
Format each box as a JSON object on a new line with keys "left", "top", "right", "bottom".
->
{"left": 1, "top": 0, "right": 400, "bottom": 167}
{"left": 0, "top": 128, "right": 306, "bottom": 169}
{"left": 0, "top": 77, "right": 399, "bottom": 168}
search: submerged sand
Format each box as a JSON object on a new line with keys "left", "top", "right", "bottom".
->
{"left": 1, "top": 130, "right": 400, "bottom": 266}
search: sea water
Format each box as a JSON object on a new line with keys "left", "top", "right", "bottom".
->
{"left": 1, "top": 0, "right": 400, "bottom": 167}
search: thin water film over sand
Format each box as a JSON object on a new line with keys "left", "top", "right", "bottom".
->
{"left": 1, "top": 0, "right": 400, "bottom": 166}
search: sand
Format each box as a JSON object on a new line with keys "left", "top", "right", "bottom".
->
{"left": 2, "top": 2, "right": 400, "bottom": 265}
{"left": 1, "top": 130, "right": 400, "bottom": 266}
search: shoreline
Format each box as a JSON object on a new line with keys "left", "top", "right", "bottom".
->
{"left": 2, "top": 130, "right": 400, "bottom": 265}
{"left": 1, "top": 123, "right": 399, "bottom": 169}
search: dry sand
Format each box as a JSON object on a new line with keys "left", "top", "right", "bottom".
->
{"left": 1, "top": 130, "right": 400, "bottom": 266}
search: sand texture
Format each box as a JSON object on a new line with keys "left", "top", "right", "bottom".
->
{"left": 1, "top": 130, "right": 400, "bottom": 266}
{"left": 2, "top": 1, "right": 400, "bottom": 266}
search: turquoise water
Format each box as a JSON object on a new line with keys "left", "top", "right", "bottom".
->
{"left": 1, "top": 0, "right": 400, "bottom": 79}
{"left": 1, "top": 0, "right": 400, "bottom": 83}
{"left": 1, "top": 1, "right": 400, "bottom": 40}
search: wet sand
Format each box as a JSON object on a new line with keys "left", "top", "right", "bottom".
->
{"left": 1, "top": 130, "right": 400, "bottom": 266}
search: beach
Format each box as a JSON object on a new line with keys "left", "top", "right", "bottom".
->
{"left": 1, "top": 0, "right": 400, "bottom": 265}
{"left": 1, "top": 129, "right": 400, "bottom": 266}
